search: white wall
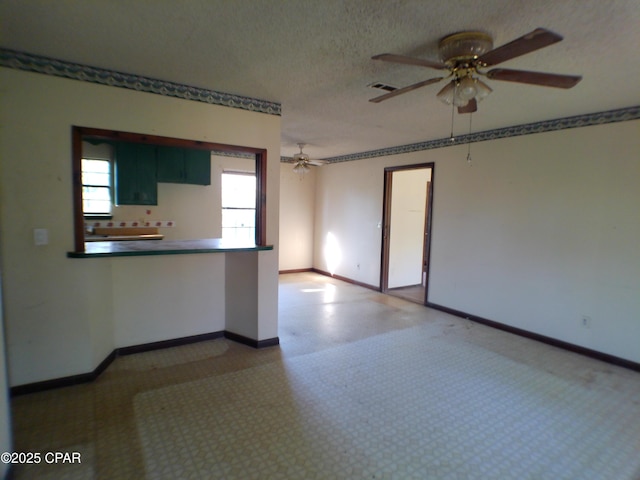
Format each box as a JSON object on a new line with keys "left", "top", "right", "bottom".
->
{"left": 314, "top": 160, "right": 384, "bottom": 285}
{"left": 226, "top": 251, "right": 258, "bottom": 338}
{"left": 0, "top": 67, "right": 281, "bottom": 386}
{"left": 112, "top": 255, "right": 226, "bottom": 347}
{"left": 388, "top": 168, "right": 430, "bottom": 288}
{"left": 278, "top": 163, "right": 316, "bottom": 271}
{"left": 314, "top": 120, "right": 640, "bottom": 363}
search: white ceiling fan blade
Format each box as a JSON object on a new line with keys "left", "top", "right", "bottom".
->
{"left": 308, "top": 159, "right": 329, "bottom": 166}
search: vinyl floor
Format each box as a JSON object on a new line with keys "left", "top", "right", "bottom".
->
{"left": 387, "top": 284, "right": 426, "bottom": 304}
{"left": 10, "top": 272, "right": 640, "bottom": 479}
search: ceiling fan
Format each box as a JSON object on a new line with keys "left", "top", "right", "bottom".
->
{"left": 292, "top": 143, "right": 328, "bottom": 174}
{"left": 370, "top": 28, "right": 582, "bottom": 113}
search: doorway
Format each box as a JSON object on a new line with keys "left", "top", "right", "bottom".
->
{"left": 381, "top": 163, "right": 434, "bottom": 305}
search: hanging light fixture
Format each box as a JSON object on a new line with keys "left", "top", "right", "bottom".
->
{"left": 432, "top": 32, "right": 496, "bottom": 111}
{"left": 292, "top": 161, "right": 310, "bottom": 175}
{"left": 291, "top": 143, "right": 329, "bottom": 175}
{"left": 292, "top": 143, "right": 311, "bottom": 176}
{"left": 437, "top": 73, "right": 493, "bottom": 109}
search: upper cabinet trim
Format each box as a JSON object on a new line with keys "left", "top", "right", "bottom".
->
{"left": 0, "top": 48, "right": 281, "bottom": 116}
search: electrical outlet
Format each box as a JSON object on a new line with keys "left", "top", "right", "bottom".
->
{"left": 33, "top": 228, "right": 48, "bottom": 246}
{"left": 581, "top": 315, "right": 592, "bottom": 328}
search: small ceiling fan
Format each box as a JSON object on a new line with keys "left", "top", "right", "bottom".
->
{"left": 370, "top": 28, "right": 582, "bottom": 113}
{"left": 292, "top": 144, "right": 328, "bottom": 174}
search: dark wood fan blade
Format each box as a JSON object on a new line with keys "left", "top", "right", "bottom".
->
{"left": 457, "top": 98, "right": 477, "bottom": 114}
{"left": 369, "top": 77, "right": 444, "bottom": 103}
{"left": 372, "top": 53, "right": 447, "bottom": 70}
{"left": 487, "top": 68, "right": 582, "bottom": 88}
{"left": 478, "top": 28, "right": 563, "bottom": 67}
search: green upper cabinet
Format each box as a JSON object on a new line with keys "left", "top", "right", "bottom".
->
{"left": 114, "top": 142, "right": 158, "bottom": 205}
{"left": 157, "top": 146, "right": 186, "bottom": 183}
{"left": 157, "top": 146, "right": 211, "bottom": 186}
{"left": 114, "top": 143, "right": 210, "bottom": 206}
{"left": 184, "top": 149, "right": 211, "bottom": 185}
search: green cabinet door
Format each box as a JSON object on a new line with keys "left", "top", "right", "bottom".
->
{"left": 157, "top": 146, "right": 186, "bottom": 183}
{"left": 184, "top": 149, "right": 211, "bottom": 185}
{"left": 157, "top": 146, "right": 211, "bottom": 186}
{"left": 115, "top": 142, "right": 158, "bottom": 205}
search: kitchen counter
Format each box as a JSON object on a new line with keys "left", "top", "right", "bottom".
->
{"left": 68, "top": 238, "right": 273, "bottom": 258}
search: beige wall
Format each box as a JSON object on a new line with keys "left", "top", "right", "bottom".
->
{"left": 0, "top": 67, "right": 281, "bottom": 386}
{"left": 278, "top": 163, "right": 316, "bottom": 271}
{"left": 314, "top": 159, "right": 384, "bottom": 285}
{"left": 314, "top": 120, "right": 640, "bottom": 363}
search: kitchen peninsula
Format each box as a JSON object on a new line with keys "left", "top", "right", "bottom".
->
{"left": 63, "top": 125, "right": 278, "bottom": 387}
{"left": 1, "top": 64, "right": 281, "bottom": 394}
{"left": 68, "top": 238, "right": 273, "bottom": 258}
{"left": 64, "top": 234, "right": 278, "bottom": 382}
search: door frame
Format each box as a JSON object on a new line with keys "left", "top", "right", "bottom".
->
{"left": 380, "top": 162, "right": 435, "bottom": 304}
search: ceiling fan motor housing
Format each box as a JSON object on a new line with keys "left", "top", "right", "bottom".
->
{"left": 439, "top": 31, "right": 493, "bottom": 65}
{"left": 293, "top": 143, "right": 310, "bottom": 163}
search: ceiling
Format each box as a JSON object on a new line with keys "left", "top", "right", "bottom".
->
{"left": 2, "top": 0, "right": 639, "bottom": 161}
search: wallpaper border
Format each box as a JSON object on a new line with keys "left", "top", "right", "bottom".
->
{"left": 321, "top": 105, "right": 640, "bottom": 163}
{"left": 2, "top": 49, "right": 636, "bottom": 164}
{"left": 0, "top": 48, "right": 281, "bottom": 116}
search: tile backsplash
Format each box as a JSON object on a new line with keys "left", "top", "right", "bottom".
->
{"left": 85, "top": 220, "right": 176, "bottom": 228}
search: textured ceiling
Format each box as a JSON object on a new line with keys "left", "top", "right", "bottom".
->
{"left": 2, "top": 0, "right": 639, "bottom": 161}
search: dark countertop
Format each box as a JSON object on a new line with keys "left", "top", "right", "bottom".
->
{"left": 68, "top": 238, "right": 273, "bottom": 258}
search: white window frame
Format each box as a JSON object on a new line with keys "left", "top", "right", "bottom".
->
{"left": 81, "top": 157, "right": 113, "bottom": 217}
{"left": 221, "top": 171, "right": 256, "bottom": 243}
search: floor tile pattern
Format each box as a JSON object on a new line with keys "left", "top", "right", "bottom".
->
{"left": 10, "top": 272, "right": 640, "bottom": 479}
{"left": 134, "top": 327, "right": 640, "bottom": 479}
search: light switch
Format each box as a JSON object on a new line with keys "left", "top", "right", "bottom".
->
{"left": 33, "top": 228, "right": 48, "bottom": 246}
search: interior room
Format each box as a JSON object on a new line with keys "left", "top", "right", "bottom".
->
{"left": 0, "top": 1, "right": 639, "bottom": 478}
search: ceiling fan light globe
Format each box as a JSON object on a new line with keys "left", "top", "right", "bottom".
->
{"left": 293, "top": 162, "right": 310, "bottom": 174}
{"left": 436, "top": 80, "right": 456, "bottom": 105}
{"left": 474, "top": 79, "right": 493, "bottom": 101}
{"left": 456, "top": 76, "right": 477, "bottom": 102}
{"left": 452, "top": 97, "right": 469, "bottom": 107}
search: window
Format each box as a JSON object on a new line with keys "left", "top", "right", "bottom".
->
{"left": 221, "top": 172, "right": 256, "bottom": 243}
{"left": 82, "top": 158, "right": 112, "bottom": 216}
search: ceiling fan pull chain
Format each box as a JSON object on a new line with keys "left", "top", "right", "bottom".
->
{"left": 466, "top": 112, "right": 473, "bottom": 167}
{"left": 449, "top": 102, "right": 456, "bottom": 142}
